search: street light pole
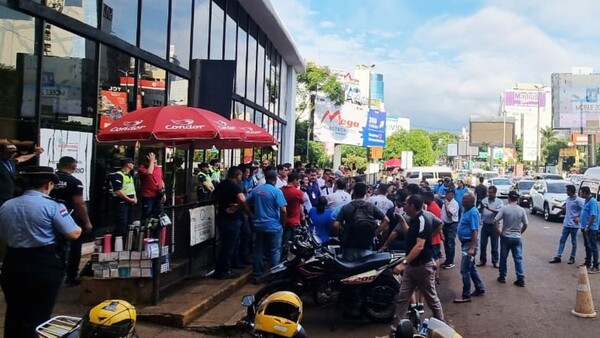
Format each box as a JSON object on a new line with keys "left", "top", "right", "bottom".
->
{"left": 534, "top": 85, "right": 543, "bottom": 172}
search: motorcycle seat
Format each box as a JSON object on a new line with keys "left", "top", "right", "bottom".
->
{"left": 328, "top": 252, "right": 391, "bottom": 275}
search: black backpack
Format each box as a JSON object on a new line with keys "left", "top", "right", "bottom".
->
{"left": 342, "top": 200, "right": 377, "bottom": 250}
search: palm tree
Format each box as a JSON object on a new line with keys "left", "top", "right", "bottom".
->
{"left": 540, "top": 127, "right": 558, "bottom": 164}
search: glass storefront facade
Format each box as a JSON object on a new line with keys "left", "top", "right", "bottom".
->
{"left": 0, "top": 0, "right": 303, "bottom": 227}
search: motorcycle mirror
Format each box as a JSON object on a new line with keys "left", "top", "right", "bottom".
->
{"left": 241, "top": 295, "right": 255, "bottom": 307}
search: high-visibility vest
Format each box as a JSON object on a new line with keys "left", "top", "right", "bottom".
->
{"left": 116, "top": 171, "right": 136, "bottom": 196}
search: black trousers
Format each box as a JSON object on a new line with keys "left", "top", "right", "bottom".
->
{"left": 66, "top": 234, "right": 83, "bottom": 280}
{"left": 1, "top": 246, "right": 65, "bottom": 338}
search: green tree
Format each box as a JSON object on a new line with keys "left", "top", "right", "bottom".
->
{"left": 540, "top": 127, "right": 558, "bottom": 164}
{"left": 294, "top": 120, "right": 309, "bottom": 162}
{"left": 546, "top": 138, "right": 569, "bottom": 165}
{"left": 515, "top": 138, "right": 523, "bottom": 163}
{"left": 308, "top": 141, "right": 331, "bottom": 168}
{"left": 383, "top": 129, "right": 436, "bottom": 166}
{"left": 343, "top": 154, "right": 368, "bottom": 174}
{"left": 429, "top": 131, "right": 459, "bottom": 162}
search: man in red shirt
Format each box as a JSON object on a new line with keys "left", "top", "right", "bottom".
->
{"left": 280, "top": 172, "right": 305, "bottom": 251}
{"left": 424, "top": 191, "right": 444, "bottom": 282}
{"left": 137, "top": 152, "right": 165, "bottom": 222}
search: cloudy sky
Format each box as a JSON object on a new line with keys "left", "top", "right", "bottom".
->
{"left": 270, "top": 0, "right": 600, "bottom": 132}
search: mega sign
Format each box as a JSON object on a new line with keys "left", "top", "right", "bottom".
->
{"left": 320, "top": 110, "right": 360, "bottom": 128}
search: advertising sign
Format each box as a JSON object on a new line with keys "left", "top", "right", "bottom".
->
{"left": 189, "top": 205, "right": 215, "bottom": 246}
{"left": 99, "top": 90, "right": 128, "bottom": 129}
{"left": 553, "top": 74, "right": 600, "bottom": 129}
{"left": 39, "top": 129, "right": 93, "bottom": 200}
{"left": 504, "top": 90, "right": 546, "bottom": 108}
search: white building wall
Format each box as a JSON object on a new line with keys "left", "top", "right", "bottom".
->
{"left": 282, "top": 64, "right": 297, "bottom": 163}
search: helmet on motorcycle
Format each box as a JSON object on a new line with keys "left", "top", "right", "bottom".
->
{"left": 79, "top": 299, "right": 137, "bottom": 338}
{"left": 254, "top": 291, "right": 304, "bottom": 338}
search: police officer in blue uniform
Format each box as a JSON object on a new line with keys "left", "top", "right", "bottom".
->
{"left": 111, "top": 157, "right": 137, "bottom": 235}
{"left": 0, "top": 166, "right": 81, "bottom": 338}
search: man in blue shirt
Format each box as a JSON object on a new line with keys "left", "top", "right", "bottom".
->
{"left": 247, "top": 170, "right": 287, "bottom": 279}
{"left": 579, "top": 186, "right": 599, "bottom": 273}
{"left": 549, "top": 185, "right": 584, "bottom": 264}
{"left": 453, "top": 193, "right": 485, "bottom": 303}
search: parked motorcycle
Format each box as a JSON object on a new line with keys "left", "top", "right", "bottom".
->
{"left": 395, "top": 316, "right": 463, "bottom": 338}
{"left": 249, "top": 227, "right": 405, "bottom": 323}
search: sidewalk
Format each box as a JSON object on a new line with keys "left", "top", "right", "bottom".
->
{"left": 0, "top": 243, "right": 254, "bottom": 338}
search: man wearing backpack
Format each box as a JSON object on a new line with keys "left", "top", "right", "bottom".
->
{"left": 333, "top": 182, "right": 390, "bottom": 260}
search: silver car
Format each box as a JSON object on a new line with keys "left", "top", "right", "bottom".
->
{"left": 489, "top": 178, "right": 512, "bottom": 198}
{"left": 529, "top": 180, "right": 572, "bottom": 221}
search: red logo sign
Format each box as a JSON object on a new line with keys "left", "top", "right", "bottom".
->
{"left": 320, "top": 110, "right": 359, "bottom": 128}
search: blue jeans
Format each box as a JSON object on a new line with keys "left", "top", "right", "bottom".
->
{"left": 585, "top": 229, "right": 599, "bottom": 267}
{"left": 113, "top": 201, "right": 132, "bottom": 236}
{"left": 499, "top": 236, "right": 524, "bottom": 280}
{"left": 216, "top": 218, "right": 242, "bottom": 274}
{"left": 253, "top": 229, "right": 283, "bottom": 278}
{"left": 479, "top": 223, "right": 499, "bottom": 264}
{"left": 556, "top": 227, "right": 579, "bottom": 259}
{"left": 443, "top": 222, "right": 457, "bottom": 265}
{"left": 141, "top": 196, "right": 163, "bottom": 222}
{"left": 460, "top": 240, "right": 485, "bottom": 299}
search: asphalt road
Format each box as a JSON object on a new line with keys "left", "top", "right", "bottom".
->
{"left": 200, "top": 205, "right": 600, "bottom": 338}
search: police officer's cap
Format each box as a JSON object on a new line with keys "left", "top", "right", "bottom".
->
{"left": 19, "top": 166, "right": 59, "bottom": 182}
{"left": 1, "top": 144, "right": 17, "bottom": 153}
{"left": 120, "top": 157, "right": 134, "bottom": 166}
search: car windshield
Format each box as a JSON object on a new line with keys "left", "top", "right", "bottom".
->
{"left": 547, "top": 182, "right": 569, "bottom": 194}
{"left": 492, "top": 179, "right": 510, "bottom": 185}
{"left": 518, "top": 181, "right": 534, "bottom": 190}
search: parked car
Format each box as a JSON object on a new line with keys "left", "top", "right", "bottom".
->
{"left": 489, "top": 178, "right": 512, "bottom": 198}
{"left": 529, "top": 180, "right": 572, "bottom": 221}
{"left": 403, "top": 166, "right": 453, "bottom": 186}
{"left": 512, "top": 179, "right": 535, "bottom": 207}
{"left": 533, "top": 173, "right": 563, "bottom": 180}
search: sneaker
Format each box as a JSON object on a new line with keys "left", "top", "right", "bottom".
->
{"left": 471, "top": 290, "right": 485, "bottom": 297}
{"left": 492, "top": 263, "right": 499, "bottom": 269}
{"left": 443, "top": 263, "right": 455, "bottom": 269}
{"left": 568, "top": 257, "right": 575, "bottom": 265}
{"left": 514, "top": 279, "right": 525, "bottom": 287}
{"left": 406, "top": 304, "right": 417, "bottom": 314}
{"left": 415, "top": 303, "right": 425, "bottom": 314}
{"left": 589, "top": 267, "right": 600, "bottom": 274}
{"left": 497, "top": 276, "right": 506, "bottom": 283}
{"left": 549, "top": 257, "right": 561, "bottom": 264}
{"left": 453, "top": 298, "right": 471, "bottom": 303}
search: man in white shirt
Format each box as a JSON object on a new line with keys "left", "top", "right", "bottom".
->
{"left": 253, "top": 159, "right": 269, "bottom": 185}
{"left": 366, "top": 184, "right": 394, "bottom": 215}
{"left": 441, "top": 189, "right": 460, "bottom": 269}
{"left": 327, "top": 179, "right": 352, "bottom": 209}
{"left": 275, "top": 164, "right": 288, "bottom": 188}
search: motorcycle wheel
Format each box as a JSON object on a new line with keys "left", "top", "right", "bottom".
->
{"left": 247, "top": 279, "right": 295, "bottom": 322}
{"left": 363, "top": 272, "right": 400, "bottom": 323}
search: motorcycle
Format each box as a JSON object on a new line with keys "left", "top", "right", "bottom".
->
{"left": 395, "top": 316, "right": 463, "bottom": 338}
{"left": 249, "top": 227, "right": 405, "bottom": 323}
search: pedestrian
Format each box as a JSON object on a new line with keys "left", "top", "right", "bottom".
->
{"left": 477, "top": 185, "right": 503, "bottom": 268}
{"left": 110, "top": 157, "right": 137, "bottom": 236}
{"left": 0, "top": 166, "right": 81, "bottom": 338}
{"left": 275, "top": 164, "right": 289, "bottom": 188}
{"left": 441, "top": 189, "right": 459, "bottom": 269}
{"left": 50, "top": 156, "right": 93, "bottom": 286}
{"left": 247, "top": 170, "right": 287, "bottom": 280}
{"left": 549, "top": 184, "right": 584, "bottom": 264}
{"left": 579, "top": 186, "right": 599, "bottom": 273}
{"left": 280, "top": 172, "right": 305, "bottom": 251}
{"left": 388, "top": 194, "right": 444, "bottom": 337}
{"left": 454, "top": 180, "right": 469, "bottom": 214}
{"left": 326, "top": 179, "right": 351, "bottom": 209}
{"left": 213, "top": 167, "right": 251, "bottom": 279}
{"left": 453, "top": 193, "right": 485, "bottom": 303}
{"left": 379, "top": 196, "right": 408, "bottom": 252}
{"left": 305, "top": 168, "right": 321, "bottom": 207}
{"left": 209, "top": 159, "right": 222, "bottom": 186}
{"left": 308, "top": 196, "right": 333, "bottom": 244}
{"left": 474, "top": 176, "right": 488, "bottom": 208}
{"left": 196, "top": 162, "right": 215, "bottom": 202}
{"left": 333, "top": 182, "right": 389, "bottom": 260}
{"left": 366, "top": 183, "right": 395, "bottom": 215}
{"left": 138, "top": 152, "right": 166, "bottom": 222}
{"left": 423, "top": 191, "right": 444, "bottom": 282}
{"left": 0, "top": 143, "right": 44, "bottom": 206}
{"left": 494, "top": 191, "right": 528, "bottom": 286}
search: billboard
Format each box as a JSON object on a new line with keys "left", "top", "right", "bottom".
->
{"left": 314, "top": 98, "right": 387, "bottom": 147}
{"left": 552, "top": 74, "right": 600, "bottom": 129}
{"left": 504, "top": 90, "right": 546, "bottom": 109}
{"left": 469, "top": 117, "right": 515, "bottom": 147}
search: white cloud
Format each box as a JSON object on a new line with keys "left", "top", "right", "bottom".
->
{"left": 271, "top": 0, "right": 600, "bottom": 131}
{"left": 320, "top": 21, "right": 335, "bottom": 29}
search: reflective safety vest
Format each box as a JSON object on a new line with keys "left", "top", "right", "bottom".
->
{"left": 197, "top": 171, "right": 213, "bottom": 192}
{"left": 116, "top": 171, "right": 136, "bottom": 197}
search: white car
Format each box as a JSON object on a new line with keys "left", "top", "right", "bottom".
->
{"left": 489, "top": 178, "right": 512, "bottom": 198}
{"left": 529, "top": 180, "right": 572, "bottom": 221}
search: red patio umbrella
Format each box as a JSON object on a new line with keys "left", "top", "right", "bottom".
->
{"left": 226, "top": 118, "right": 278, "bottom": 147}
{"left": 96, "top": 106, "right": 245, "bottom": 146}
{"left": 384, "top": 158, "right": 401, "bottom": 168}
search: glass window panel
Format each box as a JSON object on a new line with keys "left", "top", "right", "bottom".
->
{"left": 0, "top": 6, "right": 39, "bottom": 139}
{"left": 256, "top": 31, "right": 265, "bottom": 107}
{"left": 224, "top": 0, "right": 237, "bottom": 61}
{"left": 170, "top": 0, "right": 192, "bottom": 69}
{"left": 39, "top": 26, "right": 96, "bottom": 131}
{"left": 45, "top": 0, "right": 98, "bottom": 27}
{"left": 102, "top": 0, "right": 137, "bottom": 45}
{"left": 168, "top": 76, "right": 188, "bottom": 106}
{"left": 246, "top": 22, "right": 257, "bottom": 101}
{"left": 140, "top": 0, "right": 168, "bottom": 58}
{"left": 192, "top": 0, "right": 210, "bottom": 60}
{"left": 271, "top": 50, "right": 280, "bottom": 116}
{"left": 140, "top": 61, "right": 167, "bottom": 108}
{"left": 235, "top": 18, "right": 247, "bottom": 96}
{"left": 98, "top": 44, "right": 135, "bottom": 129}
{"left": 233, "top": 101, "right": 245, "bottom": 119}
{"left": 209, "top": 0, "right": 224, "bottom": 60}
{"left": 279, "top": 60, "right": 288, "bottom": 119}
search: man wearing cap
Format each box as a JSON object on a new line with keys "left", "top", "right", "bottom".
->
{"left": 0, "top": 166, "right": 81, "bottom": 338}
{"left": 111, "top": 158, "right": 137, "bottom": 236}
{"left": 197, "top": 162, "right": 214, "bottom": 202}
{"left": 50, "top": 156, "right": 93, "bottom": 286}
{"left": 0, "top": 143, "right": 44, "bottom": 206}
{"left": 209, "top": 159, "right": 222, "bottom": 186}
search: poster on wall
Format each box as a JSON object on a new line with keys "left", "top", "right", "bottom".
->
{"left": 99, "top": 90, "right": 128, "bottom": 129}
{"left": 38, "top": 129, "right": 93, "bottom": 200}
{"left": 189, "top": 205, "right": 215, "bottom": 246}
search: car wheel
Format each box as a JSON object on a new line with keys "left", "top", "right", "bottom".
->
{"left": 530, "top": 202, "right": 536, "bottom": 215}
{"left": 544, "top": 203, "right": 552, "bottom": 221}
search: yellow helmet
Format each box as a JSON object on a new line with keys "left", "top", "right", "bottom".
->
{"left": 254, "top": 291, "right": 305, "bottom": 338}
{"left": 79, "top": 299, "right": 136, "bottom": 338}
